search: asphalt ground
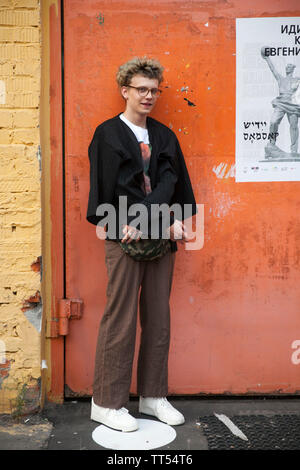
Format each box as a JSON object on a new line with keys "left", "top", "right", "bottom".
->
{"left": 1, "top": 396, "right": 300, "bottom": 461}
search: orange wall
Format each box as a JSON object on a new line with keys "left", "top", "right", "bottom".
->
{"left": 61, "top": 0, "right": 300, "bottom": 396}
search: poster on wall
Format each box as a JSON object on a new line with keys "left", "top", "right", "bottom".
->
{"left": 235, "top": 17, "right": 300, "bottom": 182}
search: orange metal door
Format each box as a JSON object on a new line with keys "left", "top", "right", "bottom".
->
{"left": 63, "top": 0, "right": 300, "bottom": 397}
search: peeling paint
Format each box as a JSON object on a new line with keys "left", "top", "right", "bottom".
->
{"left": 183, "top": 97, "right": 196, "bottom": 107}
{"left": 213, "top": 162, "right": 236, "bottom": 179}
{"left": 213, "top": 192, "right": 240, "bottom": 219}
{"left": 22, "top": 291, "right": 41, "bottom": 311}
{"left": 31, "top": 256, "right": 41, "bottom": 273}
{"left": 22, "top": 291, "right": 42, "bottom": 332}
{"left": 0, "top": 359, "right": 11, "bottom": 390}
{"left": 23, "top": 304, "right": 42, "bottom": 333}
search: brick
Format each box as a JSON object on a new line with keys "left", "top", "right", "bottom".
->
{"left": 0, "top": 191, "right": 40, "bottom": 209}
{"left": 0, "top": 240, "right": 40, "bottom": 252}
{"left": 0, "top": 62, "right": 13, "bottom": 75}
{"left": 0, "top": 1, "right": 13, "bottom": 7}
{"left": 0, "top": 192, "right": 13, "bottom": 207}
{"left": 0, "top": 9, "right": 40, "bottom": 26}
{"left": 25, "top": 145, "right": 40, "bottom": 161}
{"left": 14, "top": 59, "right": 40, "bottom": 75}
{"left": 0, "top": 128, "right": 12, "bottom": 143}
{"left": 13, "top": 92, "right": 39, "bottom": 108}
{"left": 0, "top": 43, "right": 40, "bottom": 60}
{"left": 0, "top": 144, "right": 25, "bottom": 158}
{"left": 12, "top": 128, "right": 39, "bottom": 144}
{"left": 0, "top": 208, "right": 41, "bottom": 229}
{"left": 0, "top": 253, "right": 40, "bottom": 273}
{"left": 1, "top": 92, "right": 13, "bottom": 107}
{"left": 0, "top": 223, "right": 41, "bottom": 242}
{"left": 0, "top": 109, "right": 13, "bottom": 127}
{"left": 21, "top": 192, "right": 41, "bottom": 208}
{"left": 14, "top": 0, "right": 39, "bottom": 8}
{"left": 0, "top": 26, "right": 39, "bottom": 43}
{"left": 0, "top": 271, "right": 39, "bottom": 286}
{"left": 0, "top": 26, "right": 13, "bottom": 41}
{"left": 0, "top": 153, "right": 15, "bottom": 168}
{"left": 0, "top": 175, "right": 40, "bottom": 192}
{"left": 0, "top": 164, "right": 16, "bottom": 178}
{"left": 15, "top": 26, "right": 39, "bottom": 42}
{"left": 10, "top": 159, "right": 39, "bottom": 178}
{"left": 0, "top": 164, "right": 16, "bottom": 181}
{"left": 0, "top": 79, "right": 6, "bottom": 105}
{"left": 14, "top": 109, "right": 38, "bottom": 127}
{"left": 0, "top": 161, "right": 17, "bottom": 179}
{"left": 6, "top": 76, "right": 40, "bottom": 92}
{"left": 0, "top": 157, "right": 39, "bottom": 178}
{"left": 0, "top": 284, "right": 28, "bottom": 302}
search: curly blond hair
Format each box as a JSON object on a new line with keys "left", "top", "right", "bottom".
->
{"left": 116, "top": 57, "right": 164, "bottom": 87}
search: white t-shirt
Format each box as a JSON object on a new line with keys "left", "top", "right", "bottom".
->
{"left": 119, "top": 113, "right": 150, "bottom": 144}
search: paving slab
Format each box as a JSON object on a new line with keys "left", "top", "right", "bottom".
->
{"left": 0, "top": 412, "right": 53, "bottom": 450}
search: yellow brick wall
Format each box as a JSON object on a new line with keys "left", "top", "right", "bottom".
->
{"left": 0, "top": 0, "right": 41, "bottom": 414}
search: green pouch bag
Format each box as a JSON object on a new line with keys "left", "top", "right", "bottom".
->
{"left": 118, "top": 238, "right": 171, "bottom": 261}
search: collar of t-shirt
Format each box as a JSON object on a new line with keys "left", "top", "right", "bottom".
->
{"left": 119, "top": 113, "right": 150, "bottom": 144}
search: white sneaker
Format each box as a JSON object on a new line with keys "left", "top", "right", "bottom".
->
{"left": 139, "top": 396, "right": 185, "bottom": 426}
{"left": 91, "top": 397, "right": 138, "bottom": 432}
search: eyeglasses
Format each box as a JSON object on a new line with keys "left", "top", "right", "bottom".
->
{"left": 126, "top": 85, "right": 162, "bottom": 98}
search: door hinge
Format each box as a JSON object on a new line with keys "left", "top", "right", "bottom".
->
{"left": 48, "top": 298, "right": 83, "bottom": 337}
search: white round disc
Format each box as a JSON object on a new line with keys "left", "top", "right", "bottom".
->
{"left": 92, "top": 418, "right": 176, "bottom": 450}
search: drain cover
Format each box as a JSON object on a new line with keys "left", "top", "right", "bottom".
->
{"left": 198, "top": 414, "right": 300, "bottom": 450}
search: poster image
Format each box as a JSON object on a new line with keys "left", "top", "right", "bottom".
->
{"left": 236, "top": 17, "right": 300, "bottom": 182}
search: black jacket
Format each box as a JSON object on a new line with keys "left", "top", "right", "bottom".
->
{"left": 86, "top": 114, "right": 197, "bottom": 251}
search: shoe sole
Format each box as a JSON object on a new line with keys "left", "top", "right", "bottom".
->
{"left": 91, "top": 410, "right": 138, "bottom": 432}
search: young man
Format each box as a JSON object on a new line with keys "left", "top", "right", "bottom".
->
{"left": 87, "top": 57, "right": 197, "bottom": 432}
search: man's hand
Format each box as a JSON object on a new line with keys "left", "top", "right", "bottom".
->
{"left": 121, "top": 225, "right": 142, "bottom": 244}
{"left": 167, "top": 219, "right": 191, "bottom": 244}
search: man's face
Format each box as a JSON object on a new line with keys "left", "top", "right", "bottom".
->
{"left": 121, "top": 74, "right": 160, "bottom": 117}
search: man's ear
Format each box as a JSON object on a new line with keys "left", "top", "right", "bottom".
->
{"left": 120, "top": 86, "right": 128, "bottom": 100}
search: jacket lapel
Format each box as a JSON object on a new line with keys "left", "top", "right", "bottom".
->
{"left": 146, "top": 117, "right": 158, "bottom": 187}
{"left": 117, "top": 116, "right": 144, "bottom": 170}
{"left": 113, "top": 114, "right": 160, "bottom": 187}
